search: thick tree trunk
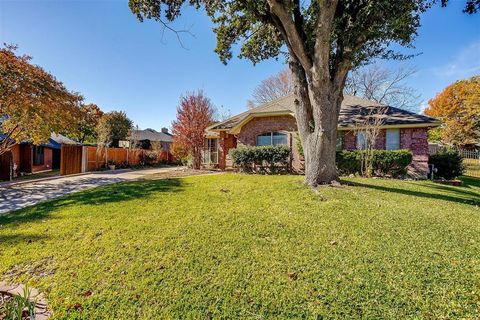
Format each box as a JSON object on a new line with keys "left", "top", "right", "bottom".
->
{"left": 289, "top": 60, "right": 345, "bottom": 187}
{"left": 301, "top": 95, "right": 341, "bottom": 186}
{"left": 303, "top": 124, "right": 338, "bottom": 185}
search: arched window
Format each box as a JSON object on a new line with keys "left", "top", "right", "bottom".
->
{"left": 256, "top": 132, "right": 288, "bottom": 146}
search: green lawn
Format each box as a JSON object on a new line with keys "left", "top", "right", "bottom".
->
{"left": 0, "top": 174, "right": 479, "bottom": 319}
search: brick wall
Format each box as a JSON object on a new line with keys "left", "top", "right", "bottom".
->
{"left": 32, "top": 147, "right": 53, "bottom": 173}
{"left": 341, "top": 129, "right": 386, "bottom": 150}
{"left": 218, "top": 132, "right": 237, "bottom": 170}
{"left": 236, "top": 115, "right": 303, "bottom": 172}
{"left": 237, "top": 116, "right": 298, "bottom": 145}
{"left": 342, "top": 131, "right": 356, "bottom": 150}
{"left": 400, "top": 128, "right": 429, "bottom": 177}
{"left": 220, "top": 114, "right": 431, "bottom": 177}
{"left": 343, "top": 127, "right": 429, "bottom": 177}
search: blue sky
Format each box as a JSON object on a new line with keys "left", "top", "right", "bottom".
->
{"left": 1, "top": 0, "right": 479, "bottom": 130}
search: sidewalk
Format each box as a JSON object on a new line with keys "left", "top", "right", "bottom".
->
{"left": 0, "top": 167, "right": 183, "bottom": 214}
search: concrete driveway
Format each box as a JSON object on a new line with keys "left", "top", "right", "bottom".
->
{"left": 0, "top": 167, "right": 184, "bottom": 214}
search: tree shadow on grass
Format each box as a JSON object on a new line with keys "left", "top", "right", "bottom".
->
{"left": 0, "top": 233, "right": 48, "bottom": 246}
{"left": 419, "top": 177, "right": 480, "bottom": 199}
{"left": 0, "top": 178, "right": 184, "bottom": 227}
{"left": 348, "top": 179, "right": 480, "bottom": 207}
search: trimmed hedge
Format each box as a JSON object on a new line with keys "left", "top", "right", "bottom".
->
{"left": 428, "top": 150, "right": 465, "bottom": 180}
{"left": 229, "top": 145, "right": 291, "bottom": 173}
{"left": 336, "top": 149, "right": 413, "bottom": 177}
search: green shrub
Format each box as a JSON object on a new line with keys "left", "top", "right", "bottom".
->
{"left": 229, "top": 145, "right": 291, "bottom": 173}
{"left": 336, "top": 150, "right": 362, "bottom": 175}
{"left": 428, "top": 150, "right": 465, "bottom": 180}
{"left": 336, "top": 149, "right": 413, "bottom": 177}
{"left": 229, "top": 146, "right": 256, "bottom": 172}
{"left": 373, "top": 150, "right": 413, "bottom": 176}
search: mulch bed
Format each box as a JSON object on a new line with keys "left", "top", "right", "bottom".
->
{"left": 434, "top": 179, "right": 463, "bottom": 186}
{"left": 0, "top": 283, "right": 50, "bottom": 320}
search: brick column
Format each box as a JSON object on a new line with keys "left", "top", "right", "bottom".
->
{"left": 401, "top": 128, "right": 429, "bottom": 177}
{"left": 218, "top": 131, "right": 227, "bottom": 170}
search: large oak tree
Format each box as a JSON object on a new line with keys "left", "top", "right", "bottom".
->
{"left": 129, "top": 0, "right": 476, "bottom": 186}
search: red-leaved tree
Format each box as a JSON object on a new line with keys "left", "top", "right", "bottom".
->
{"left": 172, "top": 91, "right": 214, "bottom": 169}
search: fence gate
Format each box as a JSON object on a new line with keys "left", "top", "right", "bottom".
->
{"left": 458, "top": 149, "right": 480, "bottom": 178}
{"left": 60, "top": 145, "right": 83, "bottom": 176}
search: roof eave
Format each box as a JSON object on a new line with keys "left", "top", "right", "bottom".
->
{"left": 229, "top": 111, "right": 295, "bottom": 134}
{"left": 337, "top": 121, "right": 442, "bottom": 131}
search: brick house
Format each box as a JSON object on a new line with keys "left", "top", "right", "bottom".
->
{"left": 0, "top": 133, "right": 76, "bottom": 180}
{"left": 202, "top": 94, "right": 440, "bottom": 177}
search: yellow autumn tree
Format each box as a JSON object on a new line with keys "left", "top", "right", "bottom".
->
{"left": 0, "top": 45, "right": 83, "bottom": 155}
{"left": 425, "top": 76, "right": 480, "bottom": 147}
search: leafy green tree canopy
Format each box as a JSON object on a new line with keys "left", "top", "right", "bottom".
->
{"left": 97, "top": 111, "right": 133, "bottom": 148}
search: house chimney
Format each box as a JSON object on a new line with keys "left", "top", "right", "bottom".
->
{"left": 161, "top": 127, "right": 169, "bottom": 134}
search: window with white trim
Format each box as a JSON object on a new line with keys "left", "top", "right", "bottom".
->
{"left": 386, "top": 129, "right": 400, "bottom": 150}
{"left": 356, "top": 131, "right": 367, "bottom": 150}
{"left": 202, "top": 138, "right": 218, "bottom": 164}
{"left": 256, "top": 132, "right": 287, "bottom": 146}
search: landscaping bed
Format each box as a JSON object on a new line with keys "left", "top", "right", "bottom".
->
{"left": 0, "top": 174, "right": 478, "bottom": 319}
{"left": 0, "top": 283, "right": 50, "bottom": 319}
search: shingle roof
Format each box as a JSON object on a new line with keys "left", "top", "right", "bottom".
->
{"left": 0, "top": 133, "right": 77, "bottom": 149}
{"left": 129, "top": 128, "right": 173, "bottom": 143}
{"left": 50, "top": 133, "right": 77, "bottom": 145}
{"left": 208, "top": 94, "right": 440, "bottom": 131}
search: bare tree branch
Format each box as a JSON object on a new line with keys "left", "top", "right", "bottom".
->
{"left": 267, "top": 0, "right": 313, "bottom": 73}
{"left": 157, "top": 18, "right": 195, "bottom": 49}
{"left": 249, "top": 68, "right": 294, "bottom": 107}
{"left": 344, "top": 64, "right": 420, "bottom": 110}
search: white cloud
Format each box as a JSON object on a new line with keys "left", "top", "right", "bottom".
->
{"left": 433, "top": 40, "right": 480, "bottom": 79}
{"left": 419, "top": 100, "right": 430, "bottom": 114}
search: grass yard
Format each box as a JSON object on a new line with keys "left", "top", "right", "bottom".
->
{"left": 0, "top": 174, "right": 479, "bottom": 319}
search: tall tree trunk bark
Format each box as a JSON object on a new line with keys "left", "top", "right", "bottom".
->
{"left": 289, "top": 60, "right": 345, "bottom": 187}
{"left": 301, "top": 93, "right": 342, "bottom": 186}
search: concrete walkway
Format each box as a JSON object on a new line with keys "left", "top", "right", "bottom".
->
{"left": 0, "top": 167, "right": 183, "bottom": 214}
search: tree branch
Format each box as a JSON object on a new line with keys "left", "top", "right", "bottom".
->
{"left": 267, "top": 0, "right": 313, "bottom": 73}
{"left": 289, "top": 59, "right": 314, "bottom": 138}
{"left": 313, "top": 0, "right": 338, "bottom": 82}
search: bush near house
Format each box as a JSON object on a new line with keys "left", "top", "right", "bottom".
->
{"left": 229, "top": 145, "right": 291, "bottom": 173}
{"left": 428, "top": 150, "right": 465, "bottom": 180}
{"left": 336, "top": 150, "right": 413, "bottom": 177}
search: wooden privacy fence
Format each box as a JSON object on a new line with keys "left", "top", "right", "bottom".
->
{"left": 85, "top": 147, "right": 145, "bottom": 172}
{"left": 60, "top": 145, "right": 83, "bottom": 175}
{"left": 60, "top": 145, "right": 174, "bottom": 175}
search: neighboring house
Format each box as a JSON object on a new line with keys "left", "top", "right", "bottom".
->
{"left": 0, "top": 133, "right": 77, "bottom": 180}
{"left": 129, "top": 128, "right": 173, "bottom": 152}
{"left": 203, "top": 94, "right": 441, "bottom": 177}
